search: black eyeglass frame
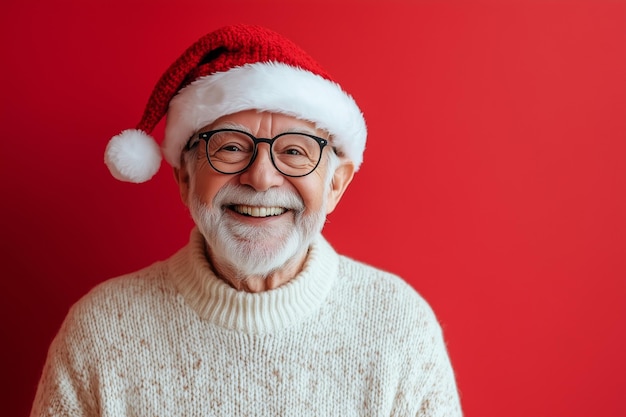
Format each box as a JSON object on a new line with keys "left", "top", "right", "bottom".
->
{"left": 188, "top": 128, "right": 330, "bottom": 178}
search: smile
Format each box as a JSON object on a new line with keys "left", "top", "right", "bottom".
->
{"left": 231, "top": 205, "right": 287, "bottom": 217}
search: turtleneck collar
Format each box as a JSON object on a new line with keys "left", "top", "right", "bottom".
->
{"left": 167, "top": 228, "right": 340, "bottom": 334}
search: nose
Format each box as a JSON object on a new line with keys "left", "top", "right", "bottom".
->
{"left": 238, "top": 143, "right": 284, "bottom": 191}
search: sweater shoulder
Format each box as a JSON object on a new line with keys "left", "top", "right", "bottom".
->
{"left": 58, "top": 261, "right": 177, "bottom": 337}
{"left": 80, "top": 261, "right": 171, "bottom": 307}
{"left": 337, "top": 255, "right": 429, "bottom": 303}
{"left": 335, "top": 255, "right": 441, "bottom": 328}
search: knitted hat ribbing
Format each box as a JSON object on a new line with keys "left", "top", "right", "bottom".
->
{"left": 104, "top": 24, "right": 367, "bottom": 183}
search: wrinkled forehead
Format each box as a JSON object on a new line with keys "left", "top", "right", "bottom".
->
{"left": 195, "top": 110, "right": 330, "bottom": 138}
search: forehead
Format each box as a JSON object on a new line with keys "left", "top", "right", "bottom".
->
{"left": 199, "top": 110, "right": 325, "bottom": 136}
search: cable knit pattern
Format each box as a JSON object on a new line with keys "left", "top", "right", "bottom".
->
{"left": 30, "top": 229, "right": 463, "bottom": 416}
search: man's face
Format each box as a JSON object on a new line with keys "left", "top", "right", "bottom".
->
{"left": 176, "top": 110, "right": 354, "bottom": 278}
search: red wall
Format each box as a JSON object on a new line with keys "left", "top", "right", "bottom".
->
{"left": 3, "top": 1, "right": 625, "bottom": 416}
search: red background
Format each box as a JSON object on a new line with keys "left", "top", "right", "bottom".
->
{"left": 2, "top": 1, "right": 625, "bottom": 416}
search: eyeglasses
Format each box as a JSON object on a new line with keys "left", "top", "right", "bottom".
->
{"left": 188, "top": 128, "right": 329, "bottom": 177}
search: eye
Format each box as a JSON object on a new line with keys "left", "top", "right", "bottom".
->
{"left": 220, "top": 143, "right": 245, "bottom": 152}
{"left": 273, "top": 134, "right": 319, "bottom": 159}
{"left": 207, "top": 130, "right": 255, "bottom": 166}
{"left": 209, "top": 131, "right": 254, "bottom": 153}
{"left": 283, "top": 146, "right": 305, "bottom": 156}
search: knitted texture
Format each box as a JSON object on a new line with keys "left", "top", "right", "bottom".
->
{"left": 137, "top": 24, "right": 332, "bottom": 134}
{"left": 30, "top": 230, "right": 463, "bottom": 416}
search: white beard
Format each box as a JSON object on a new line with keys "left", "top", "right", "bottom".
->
{"left": 189, "top": 184, "right": 328, "bottom": 279}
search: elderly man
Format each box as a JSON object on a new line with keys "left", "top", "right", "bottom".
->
{"left": 31, "top": 24, "right": 463, "bottom": 416}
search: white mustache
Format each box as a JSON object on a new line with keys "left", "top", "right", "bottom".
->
{"left": 212, "top": 184, "right": 305, "bottom": 212}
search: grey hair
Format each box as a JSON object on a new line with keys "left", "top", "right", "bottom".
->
{"left": 182, "top": 141, "right": 200, "bottom": 176}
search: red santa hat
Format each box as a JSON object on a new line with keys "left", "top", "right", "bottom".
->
{"left": 104, "top": 24, "right": 367, "bottom": 183}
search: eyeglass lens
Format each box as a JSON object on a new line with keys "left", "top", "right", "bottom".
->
{"left": 206, "top": 131, "right": 323, "bottom": 176}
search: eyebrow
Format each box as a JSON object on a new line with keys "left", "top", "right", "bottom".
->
{"left": 204, "top": 121, "right": 249, "bottom": 132}
{"left": 202, "top": 122, "right": 324, "bottom": 137}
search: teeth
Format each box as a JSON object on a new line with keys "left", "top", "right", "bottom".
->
{"left": 233, "top": 205, "right": 286, "bottom": 217}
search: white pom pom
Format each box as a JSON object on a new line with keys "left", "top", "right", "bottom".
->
{"left": 104, "top": 129, "right": 162, "bottom": 183}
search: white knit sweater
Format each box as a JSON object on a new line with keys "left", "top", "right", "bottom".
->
{"left": 31, "top": 229, "right": 462, "bottom": 416}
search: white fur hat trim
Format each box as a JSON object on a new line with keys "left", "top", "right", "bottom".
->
{"left": 163, "top": 62, "right": 367, "bottom": 171}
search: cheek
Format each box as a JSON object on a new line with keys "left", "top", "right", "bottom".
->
{"left": 294, "top": 176, "right": 327, "bottom": 213}
{"left": 191, "top": 169, "right": 230, "bottom": 207}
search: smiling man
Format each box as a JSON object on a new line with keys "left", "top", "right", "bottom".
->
{"left": 31, "top": 24, "right": 463, "bottom": 416}
{"left": 181, "top": 110, "right": 352, "bottom": 293}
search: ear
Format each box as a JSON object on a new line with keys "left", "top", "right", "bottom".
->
{"left": 326, "top": 157, "right": 355, "bottom": 215}
{"left": 173, "top": 157, "right": 191, "bottom": 208}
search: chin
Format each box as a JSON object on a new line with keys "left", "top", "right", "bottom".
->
{"left": 214, "top": 225, "right": 304, "bottom": 277}
{"left": 190, "top": 195, "right": 326, "bottom": 277}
